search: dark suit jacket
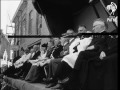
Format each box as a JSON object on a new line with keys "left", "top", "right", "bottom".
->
{"left": 13, "top": 56, "right": 21, "bottom": 63}
{"left": 104, "top": 35, "right": 118, "bottom": 56}
{"left": 31, "top": 51, "right": 40, "bottom": 60}
{"left": 60, "top": 42, "right": 69, "bottom": 57}
{"left": 88, "top": 32, "right": 108, "bottom": 53}
{"left": 52, "top": 44, "right": 63, "bottom": 58}
{"left": 75, "top": 32, "right": 108, "bottom": 68}
{"left": 111, "top": 29, "right": 118, "bottom": 33}
{"left": 74, "top": 32, "right": 118, "bottom": 90}
{"left": 46, "top": 46, "right": 54, "bottom": 58}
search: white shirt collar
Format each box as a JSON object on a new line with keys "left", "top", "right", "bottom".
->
{"left": 100, "top": 30, "right": 105, "bottom": 33}
{"left": 32, "top": 52, "right": 35, "bottom": 57}
{"left": 69, "top": 38, "right": 74, "bottom": 42}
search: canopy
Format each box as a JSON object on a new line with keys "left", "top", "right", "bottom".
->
{"left": 32, "top": 0, "right": 118, "bottom": 35}
{"left": 32, "top": 0, "right": 90, "bottom": 35}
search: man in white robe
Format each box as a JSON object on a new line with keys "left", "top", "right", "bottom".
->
{"left": 49, "top": 25, "right": 93, "bottom": 89}
{"left": 62, "top": 37, "right": 92, "bottom": 68}
{"left": 62, "top": 25, "right": 92, "bottom": 68}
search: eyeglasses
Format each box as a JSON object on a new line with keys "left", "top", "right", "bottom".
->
{"left": 93, "top": 24, "right": 104, "bottom": 28}
{"left": 78, "top": 30, "right": 84, "bottom": 31}
{"left": 93, "top": 24, "right": 104, "bottom": 30}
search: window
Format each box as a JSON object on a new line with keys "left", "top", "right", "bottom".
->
{"left": 21, "top": 19, "right": 26, "bottom": 43}
{"left": 15, "top": 21, "right": 18, "bottom": 35}
{"left": 28, "top": 10, "right": 33, "bottom": 35}
{"left": 22, "top": 19, "right": 26, "bottom": 35}
{"left": 36, "top": 13, "right": 42, "bottom": 35}
{"left": 19, "top": 21, "right": 21, "bottom": 35}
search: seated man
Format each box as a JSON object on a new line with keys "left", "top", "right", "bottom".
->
{"left": 39, "top": 37, "right": 64, "bottom": 66}
{"left": 29, "top": 43, "right": 48, "bottom": 65}
{"left": 14, "top": 49, "right": 31, "bottom": 69}
{"left": 8, "top": 48, "right": 31, "bottom": 78}
{"left": 46, "top": 26, "right": 93, "bottom": 89}
{"left": 24, "top": 43, "right": 48, "bottom": 82}
{"left": 75, "top": 18, "right": 108, "bottom": 70}
{"left": 24, "top": 38, "right": 63, "bottom": 83}
{"left": 17, "top": 45, "right": 41, "bottom": 79}
{"left": 15, "top": 48, "right": 34, "bottom": 78}
{"left": 1, "top": 48, "right": 27, "bottom": 78}
{"left": 1, "top": 55, "right": 21, "bottom": 77}
{"left": 64, "top": 18, "right": 111, "bottom": 90}
{"left": 45, "top": 29, "right": 75, "bottom": 84}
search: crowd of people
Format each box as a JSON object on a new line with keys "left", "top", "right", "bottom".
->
{"left": 0, "top": 18, "right": 118, "bottom": 90}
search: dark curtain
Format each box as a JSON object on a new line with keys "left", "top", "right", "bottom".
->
{"left": 32, "top": 0, "right": 89, "bottom": 36}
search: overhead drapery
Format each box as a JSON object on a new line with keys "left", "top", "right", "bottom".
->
{"left": 32, "top": 0, "right": 89, "bottom": 36}
{"left": 32, "top": 0, "right": 118, "bottom": 35}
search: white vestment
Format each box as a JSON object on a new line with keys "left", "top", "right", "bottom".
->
{"left": 62, "top": 37, "right": 92, "bottom": 68}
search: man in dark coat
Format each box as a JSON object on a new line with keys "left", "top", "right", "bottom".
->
{"left": 25, "top": 38, "right": 63, "bottom": 83}
{"left": 12, "top": 56, "right": 21, "bottom": 64}
{"left": 64, "top": 18, "right": 117, "bottom": 90}
{"left": 45, "top": 29, "right": 76, "bottom": 87}
{"left": 24, "top": 43, "right": 49, "bottom": 82}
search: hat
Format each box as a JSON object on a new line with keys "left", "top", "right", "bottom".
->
{"left": 41, "top": 43, "right": 48, "bottom": 48}
{"left": 33, "top": 45, "right": 39, "bottom": 50}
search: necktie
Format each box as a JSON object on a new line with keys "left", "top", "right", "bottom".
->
{"left": 73, "top": 42, "right": 80, "bottom": 53}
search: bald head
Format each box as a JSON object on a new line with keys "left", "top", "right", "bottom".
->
{"left": 66, "top": 29, "right": 74, "bottom": 34}
{"left": 93, "top": 18, "right": 108, "bottom": 33}
{"left": 78, "top": 25, "right": 87, "bottom": 33}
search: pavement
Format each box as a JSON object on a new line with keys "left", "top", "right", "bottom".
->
{"left": 3, "top": 77, "right": 53, "bottom": 90}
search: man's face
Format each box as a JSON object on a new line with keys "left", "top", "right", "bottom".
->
{"left": 65, "top": 30, "right": 74, "bottom": 41}
{"left": 60, "top": 37, "right": 66, "bottom": 46}
{"left": 41, "top": 47, "right": 46, "bottom": 51}
{"left": 19, "top": 50, "right": 24, "bottom": 56}
{"left": 33, "top": 46, "right": 36, "bottom": 52}
{"left": 33, "top": 45, "right": 39, "bottom": 52}
{"left": 30, "top": 49, "right": 34, "bottom": 53}
{"left": 66, "top": 30, "right": 74, "bottom": 34}
{"left": 93, "top": 21, "right": 105, "bottom": 33}
{"left": 47, "top": 42, "right": 53, "bottom": 48}
{"left": 78, "top": 27, "right": 86, "bottom": 33}
{"left": 54, "top": 38, "right": 60, "bottom": 46}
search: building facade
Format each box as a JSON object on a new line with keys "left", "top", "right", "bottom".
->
{"left": 0, "top": 29, "right": 11, "bottom": 67}
{"left": 12, "top": 0, "right": 51, "bottom": 58}
{"left": 12, "top": 0, "right": 118, "bottom": 58}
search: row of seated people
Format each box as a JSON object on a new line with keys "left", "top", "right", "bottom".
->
{"left": 43, "top": 18, "right": 118, "bottom": 90}
{"left": 0, "top": 36, "right": 63, "bottom": 79}
{"left": 0, "top": 18, "right": 118, "bottom": 90}
{"left": 1, "top": 45, "right": 40, "bottom": 78}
